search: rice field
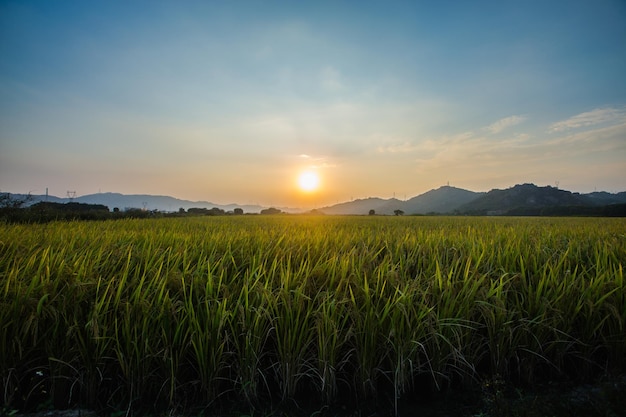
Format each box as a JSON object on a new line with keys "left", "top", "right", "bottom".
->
{"left": 1, "top": 216, "right": 625, "bottom": 414}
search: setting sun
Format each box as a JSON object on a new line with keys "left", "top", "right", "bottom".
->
{"left": 298, "top": 171, "right": 320, "bottom": 192}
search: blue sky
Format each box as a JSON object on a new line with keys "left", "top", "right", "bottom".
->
{"left": 1, "top": 1, "right": 625, "bottom": 207}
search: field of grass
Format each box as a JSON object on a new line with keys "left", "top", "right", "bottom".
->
{"left": 1, "top": 216, "right": 625, "bottom": 415}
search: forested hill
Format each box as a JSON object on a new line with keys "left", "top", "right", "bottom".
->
{"left": 319, "top": 184, "right": 626, "bottom": 216}
{"left": 455, "top": 183, "right": 626, "bottom": 216}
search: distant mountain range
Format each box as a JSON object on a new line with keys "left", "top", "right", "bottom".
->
{"left": 9, "top": 183, "right": 626, "bottom": 215}
{"left": 16, "top": 192, "right": 300, "bottom": 214}
{"left": 459, "top": 184, "right": 626, "bottom": 215}
{"left": 320, "top": 186, "right": 481, "bottom": 215}
{"left": 319, "top": 184, "right": 626, "bottom": 215}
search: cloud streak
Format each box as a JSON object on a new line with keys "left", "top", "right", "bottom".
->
{"left": 549, "top": 107, "right": 626, "bottom": 132}
{"left": 485, "top": 115, "right": 526, "bottom": 134}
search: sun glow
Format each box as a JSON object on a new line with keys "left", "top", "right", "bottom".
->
{"left": 298, "top": 171, "right": 320, "bottom": 192}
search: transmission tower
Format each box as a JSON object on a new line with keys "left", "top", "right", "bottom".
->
{"left": 67, "top": 191, "right": 76, "bottom": 202}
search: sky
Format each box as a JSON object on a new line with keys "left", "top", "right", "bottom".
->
{"left": 1, "top": 0, "right": 625, "bottom": 208}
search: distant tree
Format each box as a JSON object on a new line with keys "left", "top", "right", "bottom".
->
{"left": 207, "top": 207, "right": 225, "bottom": 216}
{"left": 113, "top": 207, "right": 120, "bottom": 213}
{"left": 27, "top": 201, "right": 110, "bottom": 221}
{"left": 369, "top": 209, "right": 375, "bottom": 215}
{"left": 0, "top": 192, "right": 31, "bottom": 209}
{"left": 188, "top": 207, "right": 209, "bottom": 215}
{"left": 260, "top": 207, "right": 282, "bottom": 215}
{"left": 394, "top": 209, "right": 404, "bottom": 216}
{"left": 233, "top": 208, "right": 244, "bottom": 215}
{"left": 124, "top": 208, "right": 150, "bottom": 218}
{"left": 179, "top": 207, "right": 186, "bottom": 213}
{"left": 0, "top": 192, "right": 32, "bottom": 222}
{"left": 188, "top": 207, "right": 226, "bottom": 216}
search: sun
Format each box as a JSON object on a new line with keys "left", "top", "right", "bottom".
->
{"left": 298, "top": 171, "right": 320, "bottom": 192}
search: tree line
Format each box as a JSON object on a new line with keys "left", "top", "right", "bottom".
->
{"left": 0, "top": 193, "right": 272, "bottom": 223}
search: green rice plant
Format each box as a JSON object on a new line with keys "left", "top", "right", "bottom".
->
{"left": 427, "top": 256, "right": 485, "bottom": 386}
{"left": 383, "top": 279, "right": 434, "bottom": 415}
{"left": 229, "top": 262, "right": 272, "bottom": 403}
{"left": 111, "top": 300, "right": 159, "bottom": 408}
{"left": 604, "top": 261, "right": 626, "bottom": 370}
{"left": 347, "top": 270, "right": 397, "bottom": 398}
{"left": 268, "top": 261, "right": 316, "bottom": 401}
{"left": 0, "top": 244, "right": 27, "bottom": 405}
{"left": 314, "top": 292, "right": 352, "bottom": 403}
{"left": 184, "top": 266, "right": 231, "bottom": 403}
{"left": 1, "top": 215, "right": 625, "bottom": 413}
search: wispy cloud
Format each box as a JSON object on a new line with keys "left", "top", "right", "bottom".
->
{"left": 549, "top": 107, "right": 626, "bottom": 132}
{"left": 410, "top": 120, "right": 626, "bottom": 187}
{"left": 543, "top": 122, "right": 626, "bottom": 152}
{"left": 295, "top": 153, "right": 336, "bottom": 169}
{"left": 413, "top": 132, "right": 531, "bottom": 167}
{"left": 485, "top": 115, "right": 526, "bottom": 134}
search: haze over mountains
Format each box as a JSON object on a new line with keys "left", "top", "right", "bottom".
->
{"left": 12, "top": 183, "right": 626, "bottom": 215}
{"left": 320, "top": 186, "right": 482, "bottom": 215}
{"left": 323, "top": 184, "right": 626, "bottom": 216}
{"left": 21, "top": 192, "right": 274, "bottom": 214}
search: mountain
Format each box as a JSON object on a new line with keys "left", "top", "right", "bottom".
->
{"left": 456, "top": 183, "right": 606, "bottom": 215}
{"left": 371, "top": 198, "right": 411, "bottom": 215}
{"left": 319, "top": 197, "right": 394, "bottom": 215}
{"left": 319, "top": 184, "right": 626, "bottom": 216}
{"left": 403, "top": 186, "right": 482, "bottom": 214}
{"left": 319, "top": 186, "right": 482, "bottom": 215}
{"left": 12, "top": 192, "right": 302, "bottom": 214}
{"left": 77, "top": 193, "right": 218, "bottom": 212}
{"left": 584, "top": 191, "right": 626, "bottom": 205}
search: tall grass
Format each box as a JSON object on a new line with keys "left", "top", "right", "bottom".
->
{"left": 1, "top": 216, "right": 624, "bottom": 413}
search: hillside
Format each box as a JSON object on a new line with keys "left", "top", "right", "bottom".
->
{"left": 404, "top": 186, "right": 482, "bottom": 214}
{"left": 319, "top": 197, "right": 393, "bottom": 215}
{"left": 319, "top": 186, "right": 482, "bottom": 215}
{"left": 457, "top": 183, "right": 604, "bottom": 215}
{"left": 585, "top": 191, "right": 626, "bottom": 205}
